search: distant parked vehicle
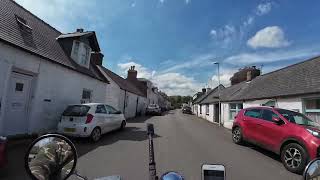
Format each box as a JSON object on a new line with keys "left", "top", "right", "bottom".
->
{"left": 182, "top": 106, "right": 192, "bottom": 114}
{"left": 0, "top": 136, "right": 7, "bottom": 169}
{"left": 58, "top": 103, "right": 126, "bottom": 142}
{"left": 146, "top": 104, "right": 162, "bottom": 116}
{"left": 232, "top": 106, "right": 320, "bottom": 174}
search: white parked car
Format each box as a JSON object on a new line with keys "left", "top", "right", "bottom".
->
{"left": 57, "top": 103, "right": 126, "bottom": 142}
{"left": 146, "top": 104, "right": 161, "bottom": 116}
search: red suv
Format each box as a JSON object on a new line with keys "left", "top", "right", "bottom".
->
{"left": 232, "top": 106, "right": 320, "bottom": 173}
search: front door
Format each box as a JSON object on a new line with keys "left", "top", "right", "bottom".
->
{"left": 214, "top": 103, "right": 219, "bottom": 123}
{"left": 4, "top": 72, "right": 33, "bottom": 135}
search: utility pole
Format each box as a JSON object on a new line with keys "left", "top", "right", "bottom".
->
{"left": 213, "top": 62, "right": 221, "bottom": 127}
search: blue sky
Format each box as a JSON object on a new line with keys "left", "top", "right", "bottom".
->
{"left": 16, "top": 0, "right": 320, "bottom": 95}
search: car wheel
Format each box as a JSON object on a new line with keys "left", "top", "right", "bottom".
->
{"left": 90, "top": 127, "right": 101, "bottom": 142}
{"left": 120, "top": 120, "right": 126, "bottom": 130}
{"left": 281, "top": 143, "right": 308, "bottom": 174}
{"left": 232, "top": 126, "right": 243, "bottom": 144}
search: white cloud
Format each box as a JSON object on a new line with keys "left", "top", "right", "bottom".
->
{"left": 118, "top": 62, "right": 156, "bottom": 79}
{"left": 185, "top": 0, "right": 191, "bottom": 4}
{"left": 159, "top": 0, "right": 165, "bottom": 3}
{"left": 256, "top": 2, "right": 273, "bottom": 16}
{"left": 117, "top": 62, "right": 203, "bottom": 95}
{"left": 224, "top": 46, "right": 320, "bottom": 65}
{"left": 243, "top": 16, "right": 254, "bottom": 27}
{"left": 210, "top": 24, "right": 237, "bottom": 47}
{"left": 161, "top": 54, "right": 216, "bottom": 73}
{"left": 210, "top": 29, "right": 217, "bottom": 37}
{"left": 247, "top": 26, "right": 290, "bottom": 48}
{"left": 210, "top": 68, "right": 236, "bottom": 88}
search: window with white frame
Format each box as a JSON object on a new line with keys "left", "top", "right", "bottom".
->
{"left": 305, "top": 99, "right": 320, "bottom": 122}
{"left": 206, "top": 104, "right": 209, "bottom": 115}
{"left": 305, "top": 99, "right": 320, "bottom": 112}
{"left": 229, "top": 103, "right": 243, "bottom": 120}
{"left": 71, "top": 40, "right": 91, "bottom": 67}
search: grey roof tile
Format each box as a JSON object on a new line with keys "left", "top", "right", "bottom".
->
{"left": 97, "top": 66, "right": 146, "bottom": 97}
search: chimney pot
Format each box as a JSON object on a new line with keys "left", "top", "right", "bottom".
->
{"left": 76, "top": 28, "right": 84, "bottom": 33}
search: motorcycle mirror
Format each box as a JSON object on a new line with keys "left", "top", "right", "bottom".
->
{"left": 303, "top": 158, "right": 320, "bottom": 180}
{"left": 161, "top": 171, "right": 184, "bottom": 180}
{"left": 25, "top": 134, "right": 78, "bottom": 180}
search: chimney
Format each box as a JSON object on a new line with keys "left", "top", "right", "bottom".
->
{"left": 127, "top": 66, "right": 137, "bottom": 81}
{"left": 90, "top": 52, "right": 104, "bottom": 65}
{"left": 246, "top": 71, "right": 252, "bottom": 81}
{"left": 202, "top": 88, "right": 206, "bottom": 93}
{"left": 231, "top": 66, "right": 261, "bottom": 85}
{"left": 76, "top": 28, "right": 84, "bottom": 33}
{"left": 206, "top": 88, "right": 211, "bottom": 94}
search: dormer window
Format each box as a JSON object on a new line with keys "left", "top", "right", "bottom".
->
{"left": 15, "top": 15, "right": 36, "bottom": 48}
{"left": 71, "top": 40, "right": 91, "bottom": 68}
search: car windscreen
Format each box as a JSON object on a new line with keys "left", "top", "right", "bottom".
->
{"left": 62, "top": 105, "right": 90, "bottom": 116}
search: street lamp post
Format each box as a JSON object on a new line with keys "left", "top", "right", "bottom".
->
{"left": 213, "top": 62, "right": 221, "bottom": 127}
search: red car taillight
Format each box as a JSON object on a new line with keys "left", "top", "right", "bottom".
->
{"left": 85, "top": 114, "right": 94, "bottom": 124}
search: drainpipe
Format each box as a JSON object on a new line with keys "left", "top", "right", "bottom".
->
{"left": 123, "top": 90, "right": 127, "bottom": 115}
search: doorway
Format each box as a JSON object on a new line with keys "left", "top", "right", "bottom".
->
{"left": 4, "top": 72, "right": 33, "bottom": 135}
{"left": 214, "top": 103, "right": 219, "bottom": 123}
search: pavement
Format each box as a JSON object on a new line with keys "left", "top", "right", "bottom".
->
{"left": 2, "top": 110, "right": 301, "bottom": 180}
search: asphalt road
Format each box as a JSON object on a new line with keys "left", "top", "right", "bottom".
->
{"left": 3, "top": 110, "right": 301, "bottom": 180}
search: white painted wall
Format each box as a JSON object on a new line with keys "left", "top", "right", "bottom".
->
{"left": 104, "top": 77, "right": 121, "bottom": 110}
{"left": 276, "top": 97, "right": 302, "bottom": 112}
{"left": 243, "top": 99, "right": 272, "bottom": 108}
{"left": 0, "top": 42, "right": 107, "bottom": 135}
{"left": 0, "top": 60, "right": 12, "bottom": 134}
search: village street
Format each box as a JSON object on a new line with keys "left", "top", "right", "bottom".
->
{"left": 3, "top": 110, "right": 300, "bottom": 180}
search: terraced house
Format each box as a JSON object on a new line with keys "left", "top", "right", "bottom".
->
{"left": 0, "top": 0, "right": 111, "bottom": 136}
{"left": 196, "top": 56, "right": 320, "bottom": 129}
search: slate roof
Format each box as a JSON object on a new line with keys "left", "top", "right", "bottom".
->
{"left": 0, "top": 0, "right": 107, "bottom": 82}
{"left": 97, "top": 66, "right": 146, "bottom": 97}
{"left": 200, "top": 82, "right": 249, "bottom": 104}
{"left": 200, "top": 56, "right": 320, "bottom": 103}
{"left": 194, "top": 85, "right": 224, "bottom": 104}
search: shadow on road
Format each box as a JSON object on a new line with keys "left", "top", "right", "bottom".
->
{"left": 126, "top": 116, "right": 152, "bottom": 123}
{"left": 244, "top": 142, "right": 281, "bottom": 162}
{"left": 73, "top": 127, "right": 161, "bottom": 158}
{"left": 162, "top": 111, "right": 175, "bottom": 115}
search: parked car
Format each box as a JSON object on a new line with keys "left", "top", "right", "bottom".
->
{"left": 0, "top": 136, "right": 7, "bottom": 169}
{"left": 146, "top": 104, "right": 161, "bottom": 116}
{"left": 232, "top": 106, "right": 320, "bottom": 174}
{"left": 58, "top": 103, "right": 126, "bottom": 142}
{"left": 182, "top": 106, "right": 192, "bottom": 114}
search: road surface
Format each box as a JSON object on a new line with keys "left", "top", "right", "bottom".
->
{"left": 3, "top": 110, "right": 300, "bottom": 180}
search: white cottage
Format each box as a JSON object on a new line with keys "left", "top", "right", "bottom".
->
{"left": 97, "top": 66, "right": 147, "bottom": 119}
{"left": 0, "top": 0, "right": 109, "bottom": 136}
{"left": 198, "top": 56, "right": 320, "bottom": 129}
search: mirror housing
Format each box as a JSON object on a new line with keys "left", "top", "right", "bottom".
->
{"left": 25, "top": 134, "right": 78, "bottom": 180}
{"left": 303, "top": 158, "right": 320, "bottom": 180}
{"left": 272, "top": 117, "right": 284, "bottom": 125}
